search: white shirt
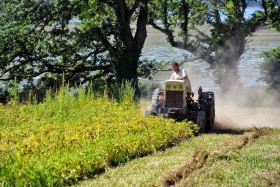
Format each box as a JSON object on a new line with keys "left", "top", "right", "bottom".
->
{"left": 170, "top": 69, "right": 191, "bottom": 88}
{"left": 170, "top": 69, "right": 186, "bottom": 80}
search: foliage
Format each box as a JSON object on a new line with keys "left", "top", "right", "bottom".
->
{"left": 119, "top": 81, "right": 135, "bottom": 103}
{"left": 260, "top": 46, "right": 280, "bottom": 91}
{"left": 138, "top": 59, "right": 169, "bottom": 79}
{"left": 0, "top": 86, "right": 10, "bottom": 104}
{"left": 262, "top": 0, "right": 280, "bottom": 31}
{"left": 0, "top": 0, "right": 150, "bottom": 99}
{"left": 0, "top": 84, "right": 199, "bottom": 186}
{"left": 1, "top": 0, "right": 278, "bottom": 99}
{"left": 268, "top": 6, "right": 280, "bottom": 31}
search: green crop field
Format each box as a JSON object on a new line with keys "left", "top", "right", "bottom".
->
{"left": 0, "top": 85, "right": 198, "bottom": 186}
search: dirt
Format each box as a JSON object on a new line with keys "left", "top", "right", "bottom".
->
{"left": 160, "top": 148, "right": 209, "bottom": 187}
{"left": 214, "top": 90, "right": 280, "bottom": 130}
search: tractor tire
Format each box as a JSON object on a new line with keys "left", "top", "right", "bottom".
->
{"left": 199, "top": 92, "right": 215, "bottom": 132}
{"left": 144, "top": 110, "right": 152, "bottom": 117}
{"left": 209, "top": 94, "right": 215, "bottom": 130}
{"left": 197, "top": 111, "right": 206, "bottom": 133}
{"left": 151, "top": 88, "right": 163, "bottom": 115}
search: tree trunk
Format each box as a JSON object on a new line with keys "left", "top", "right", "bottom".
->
{"left": 111, "top": 0, "right": 148, "bottom": 98}
{"left": 113, "top": 47, "right": 140, "bottom": 96}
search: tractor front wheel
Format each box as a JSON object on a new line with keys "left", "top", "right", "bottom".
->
{"left": 144, "top": 110, "right": 152, "bottom": 117}
{"left": 151, "top": 88, "right": 164, "bottom": 115}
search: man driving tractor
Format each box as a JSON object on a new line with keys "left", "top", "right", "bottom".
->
{"left": 170, "top": 60, "right": 193, "bottom": 99}
{"left": 146, "top": 60, "right": 215, "bottom": 133}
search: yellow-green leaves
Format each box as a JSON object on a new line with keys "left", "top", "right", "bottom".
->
{"left": 0, "top": 85, "right": 198, "bottom": 186}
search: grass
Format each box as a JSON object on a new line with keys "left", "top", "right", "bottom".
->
{"left": 182, "top": 128, "right": 280, "bottom": 187}
{"left": 77, "top": 128, "right": 280, "bottom": 187}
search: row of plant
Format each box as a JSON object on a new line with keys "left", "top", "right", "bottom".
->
{"left": 0, "top": 84, "right": 199, "bottom": 186}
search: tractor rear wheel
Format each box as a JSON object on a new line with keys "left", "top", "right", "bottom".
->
{"left": 209, "top": 95, "right": 215, "bottom": 130}
{"left": 199, "top": 92, "right": 215, "bottom": 132}
{"left": 197, "top": 111, "right": 206, "bottom": 133}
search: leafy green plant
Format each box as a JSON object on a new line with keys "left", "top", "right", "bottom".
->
{"left": 0, "top": 83, "right": 198, "bottom": 186}
{"left": 260, "top": 46, "right": 280, "bottom": 91}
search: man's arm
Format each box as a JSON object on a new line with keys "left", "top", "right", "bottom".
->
{"left": 178, "top": 76, "right": 187, "bottom": 80}
{"left": 179, "top": 69, "right": 187, "bottom": 80}
{"left": 170, "top": 72, "right": 175, "bottom": 80}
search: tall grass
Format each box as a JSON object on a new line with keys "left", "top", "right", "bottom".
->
{"left": 0, "top": 84, "right": 198, "bottom": 186}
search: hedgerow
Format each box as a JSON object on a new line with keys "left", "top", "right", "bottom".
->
{"left": 0, "top": 84, "right": 198, "bottom": 186}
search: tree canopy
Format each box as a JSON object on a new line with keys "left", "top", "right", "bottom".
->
{"left": 0, "top": 0, "right": 279, "bottom": 101}
{"left": 0, "top": 0, "right": 150, "bottom": 99}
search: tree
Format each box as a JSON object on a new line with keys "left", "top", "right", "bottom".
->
{"left": 0, "top": 0, "right": 149, "bottom": 99}
{"left": 261, "top": 0, "right": 280, "bottom": 31}
{"left": 260, "top": 0, "right": 280, "bottom": 92}
{"left": 148, "top": 0, "right": 268, "bottom": 93}
{"left": 260, "top": 46, "right": 280, "bottom": 91}
{"left": 1, "top": 0, "right": 279, "bottom": 100}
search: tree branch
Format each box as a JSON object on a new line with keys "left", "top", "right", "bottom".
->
{"left": 134, "top": 0, "right": 148, "bottom": 50}
{"left": 127, "top": 0, "right": 139, "bottom": 20}
{"left": 94, "top": 27, "right": 116, "bottom": 54}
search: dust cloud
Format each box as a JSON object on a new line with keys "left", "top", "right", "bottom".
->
{"left": 214, "top": 88, "right": 280, "bottom": 130}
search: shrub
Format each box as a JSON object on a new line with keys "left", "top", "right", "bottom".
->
{"left": 260, "top": 46, "right": 280, "bottom": 92}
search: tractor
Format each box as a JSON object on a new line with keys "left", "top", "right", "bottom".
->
{"left": 145, "top": 80, "right": 215, "bottom": 133}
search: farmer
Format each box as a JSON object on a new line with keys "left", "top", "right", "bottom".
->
{"left": 170, "top": 60, "right": 192, "bottom": 93}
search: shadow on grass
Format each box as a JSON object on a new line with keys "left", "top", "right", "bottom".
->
{"left": 209, "top": 128, "right": 246, "bottom": 135}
